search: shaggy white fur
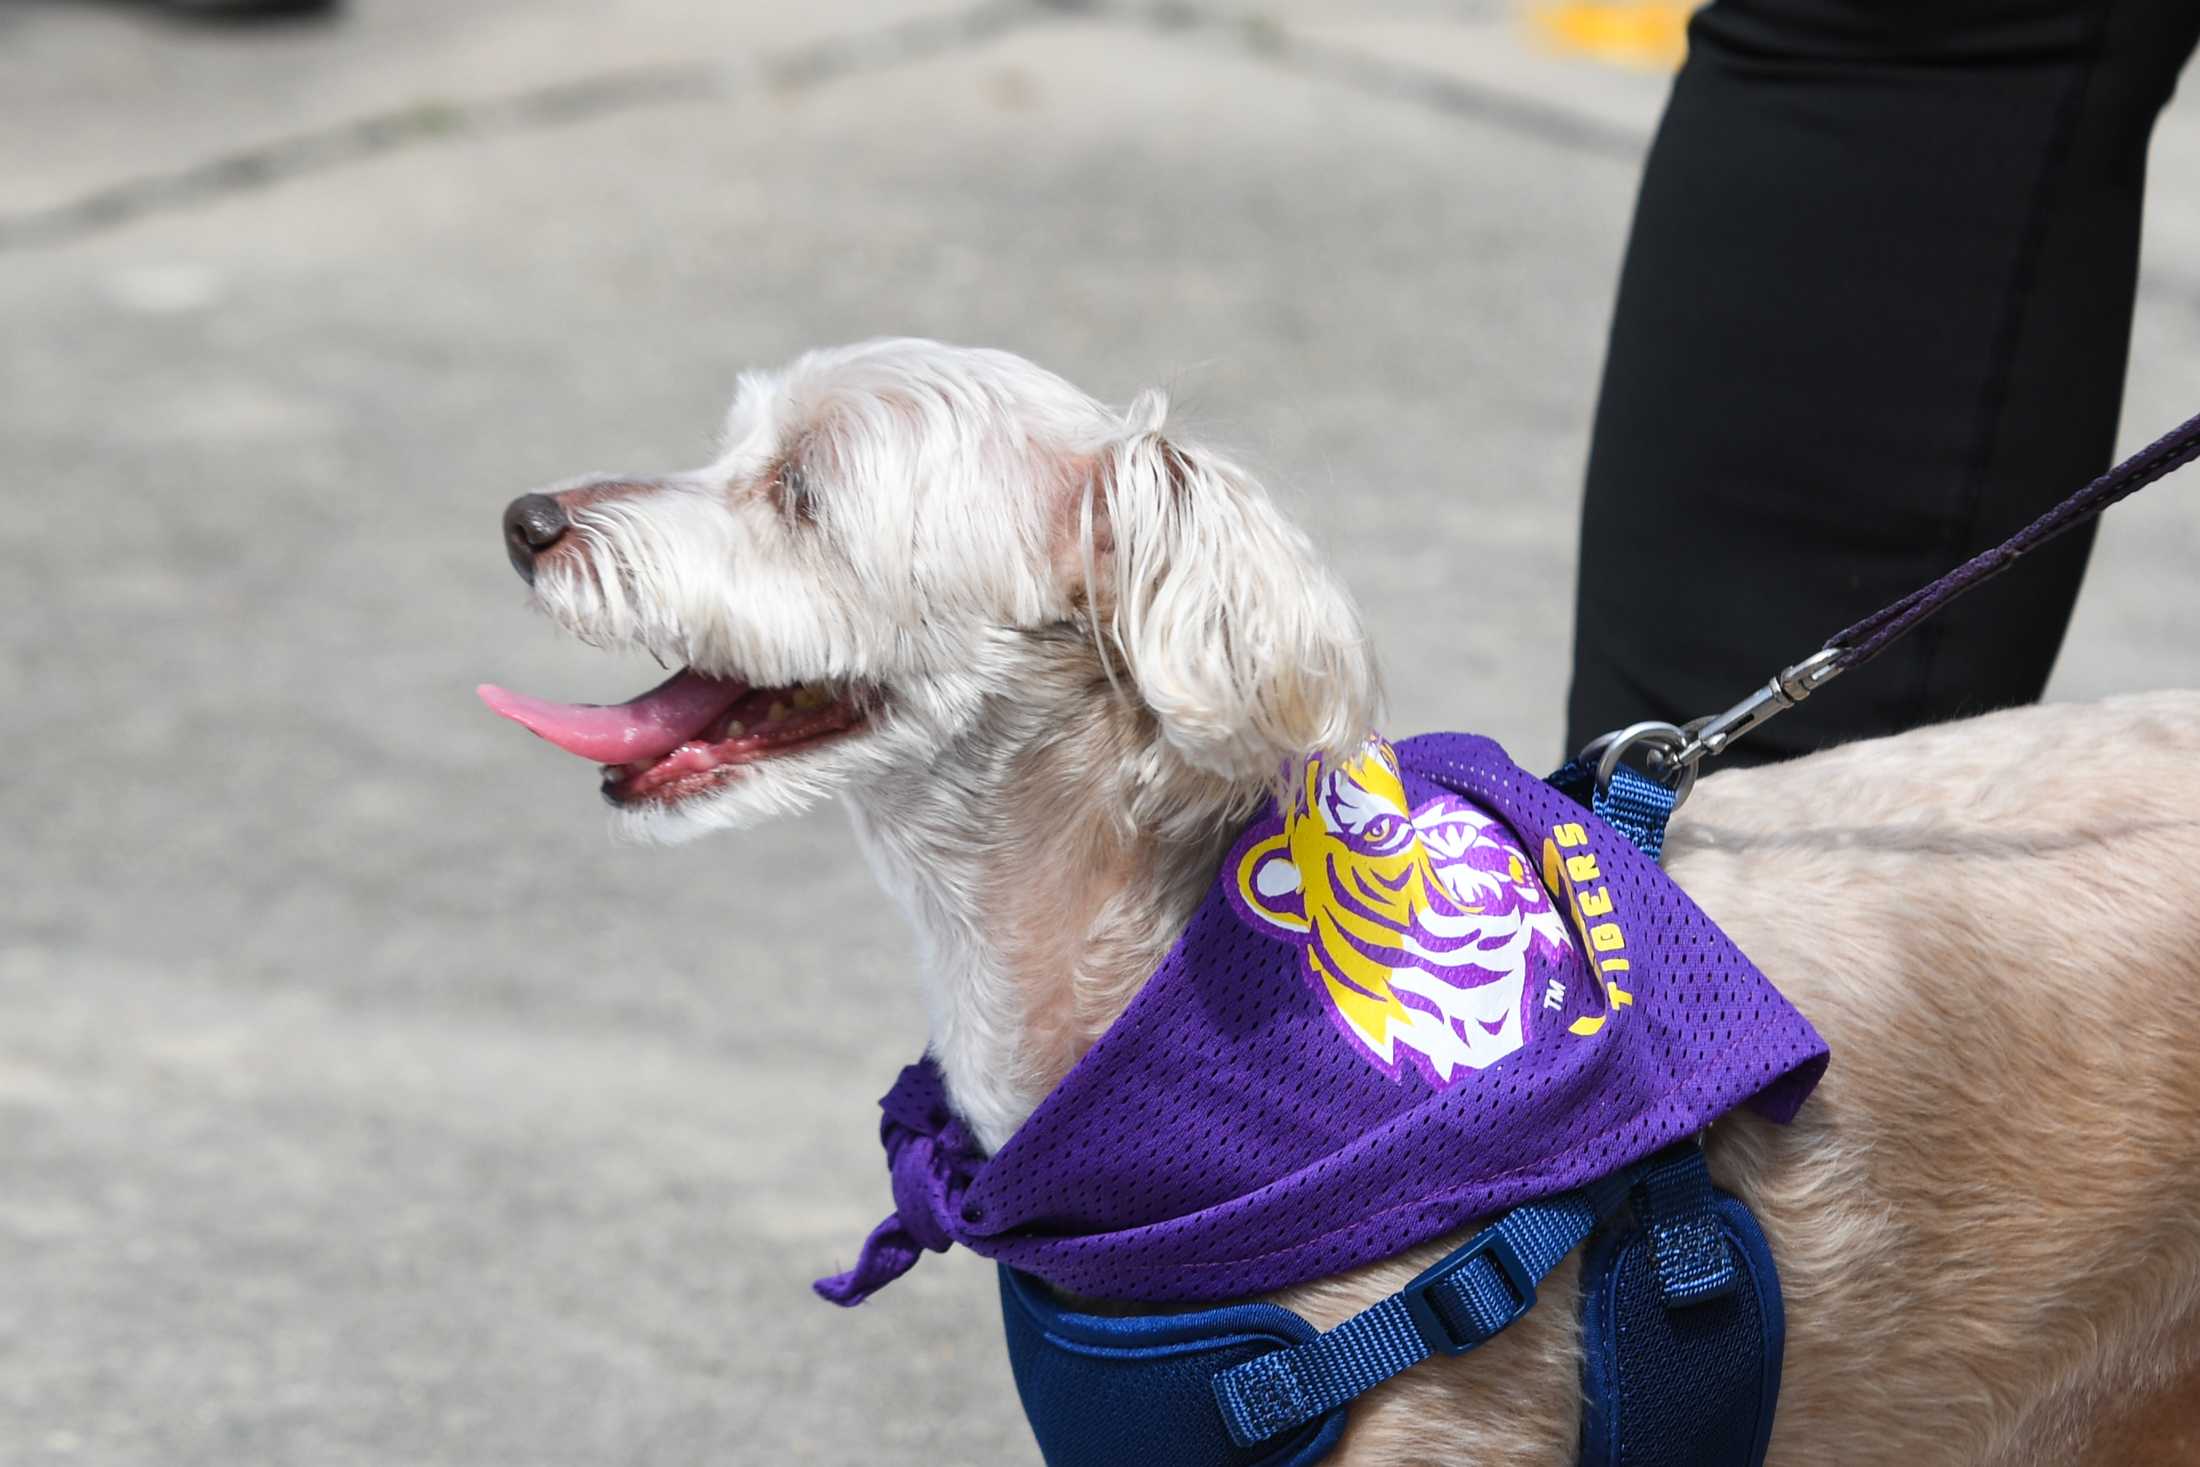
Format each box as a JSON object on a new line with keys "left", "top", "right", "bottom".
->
{"left": 510, "top": 338, "right": 2200, "bottom": 1464}
{"left": 527, "top": 338, "right": 1373, "bottom": 1145}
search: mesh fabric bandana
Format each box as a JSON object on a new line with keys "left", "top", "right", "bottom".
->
{"left": 819, "top": 733, "right": 1828, "bottom": 1307}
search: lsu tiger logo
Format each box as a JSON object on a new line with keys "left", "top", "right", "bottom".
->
{"left": 1227, "top": 741, "right": 1575, "bottom": 1085}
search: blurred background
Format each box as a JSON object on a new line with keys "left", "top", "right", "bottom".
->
{"left": 5, "top": 1, "right": 2199, "bottom": 1462}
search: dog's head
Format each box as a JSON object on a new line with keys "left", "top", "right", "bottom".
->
{"left": 482, "top": 338, "right": 1377, "bottom": 839}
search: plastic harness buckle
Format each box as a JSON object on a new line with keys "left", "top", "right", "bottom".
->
{"left": 1400, "top": 1226, "right": 1536, "bottom": 1355}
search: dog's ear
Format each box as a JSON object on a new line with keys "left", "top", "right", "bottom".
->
{"left": 1077, "top": 390, "right": 1378, "bottom": 787}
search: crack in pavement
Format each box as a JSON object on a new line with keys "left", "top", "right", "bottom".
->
{"left": 12, "top": 0, "right": 2200, "bottom": 322}
{"left": 0, "top": 0, "right": 1653, "bottom": 253}
{"left": 0, "top": 0, "right": 1038, "bottom": 252}
{"left": 20, "top": 0, "right": 2188, "bottom": 308}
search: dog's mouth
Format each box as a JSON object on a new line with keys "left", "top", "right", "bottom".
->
{"left": 476, "top": 668, "right": 866, "bottom": 806}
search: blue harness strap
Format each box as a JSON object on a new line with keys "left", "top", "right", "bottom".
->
{"left": 1000, "top": 1142, "right": 1784, "bottom": 1467}
{"left": 1546, "top": 758, "right": 1679, "bottom": 864}
{"left": 998, "top": 769, "right": 1784, "bottom": 1467}
{"left": 1636, "top": 1139, "right": 1740, "bottom": 1305}
{"left": 999, "top": 1268, "right": 1348, "bottom": 1467}
{"left": 1578, "top": 1154, "right": 1785, "bottom": 1467}
{"left": 1209, "top": 1159, "right": 1649, "bottom": 1448}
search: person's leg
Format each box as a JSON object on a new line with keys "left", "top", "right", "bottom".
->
{"left": 1567, "top": 0, "right": 2200, "bottom": 765}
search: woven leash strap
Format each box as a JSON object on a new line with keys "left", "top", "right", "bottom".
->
{"left": 1827, "top": 407, "right": 2200, "bottom": 675}
{"left": 1576, "top": 404, "right": 2200, "bottom": 797}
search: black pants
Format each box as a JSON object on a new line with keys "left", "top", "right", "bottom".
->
{"left": 1566, "top": 0, "right": 2200, "bottom": 765}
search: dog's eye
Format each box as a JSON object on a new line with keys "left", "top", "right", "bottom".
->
{"left": 776, "top": 462, "right": 816, "bottom": 523}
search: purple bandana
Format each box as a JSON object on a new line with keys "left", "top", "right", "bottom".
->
{"left": 819, "top": 733, "right": 1828, "bottom": 1307}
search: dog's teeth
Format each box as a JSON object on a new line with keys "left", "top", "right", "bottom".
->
{"left": 767, "top": 701, "right": 787, "bottom": 723}
{"left": 792, "top": 687, "right": 826, "bottom": 710}
{"left": 723, "top": 720, "right": 746, "bottom": 738}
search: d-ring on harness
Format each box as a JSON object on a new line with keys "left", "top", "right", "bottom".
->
{"left": 1579, "top": 406, "right": 2200, "bottom": 816}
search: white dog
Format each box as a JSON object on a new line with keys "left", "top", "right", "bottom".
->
{"left": 484, "top": 338, "right": 2200, "bottom": 1465}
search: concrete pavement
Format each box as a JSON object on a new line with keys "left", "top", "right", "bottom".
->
{"left": 5, "top": 2, "right": 2200, "bottom": 1462}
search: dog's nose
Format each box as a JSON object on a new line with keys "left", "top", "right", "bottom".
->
{"left": 503, "top": 493, "right": 569, "bottom": 583}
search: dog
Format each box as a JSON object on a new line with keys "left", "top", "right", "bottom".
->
{"left": 483, "top": 338, "right": 2200, "bottom": 1464}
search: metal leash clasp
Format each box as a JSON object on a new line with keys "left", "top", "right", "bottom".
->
{"left": 1580, "top": 647, "right": 1846, "bottom": 814}
{"left": 1579, "top": 720, "right": 1699, "bottom": 808}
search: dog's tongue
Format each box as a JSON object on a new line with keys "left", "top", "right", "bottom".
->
{"left": 476, "top": 669, "right": 748, "bottom": 763}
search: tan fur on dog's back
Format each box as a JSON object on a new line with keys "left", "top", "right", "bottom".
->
{"left": 1279, "top": 692, "right": 2200, "bottom": 1466}
{"left": 2085, "top": 1385, "right": 2200, "bottom": 1467}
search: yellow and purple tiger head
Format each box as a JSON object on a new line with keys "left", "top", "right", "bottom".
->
{"left": 1227, "top": 740, "right": 1575, "bottom": 1085}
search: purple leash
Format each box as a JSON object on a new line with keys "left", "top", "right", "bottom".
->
{"left": 1831, "top": 408, "right": 2200, "bottom": 671}
{"left": 1581, "top": 406, "right": 2200, "bottom": 801}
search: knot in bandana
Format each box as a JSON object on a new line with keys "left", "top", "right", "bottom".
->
{"left": 815, "top": 1062, "right": 986, "bottom": 1305}
{"left": 820, "top": 733, "right": 1829, "bottom": 1308}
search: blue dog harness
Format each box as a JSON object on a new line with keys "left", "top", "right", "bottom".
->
{"left": 1001, "top": 1139, "right": 1783, "bottom": 1466}
{"left": 996, "top": 767, "right": 1787, "bottom": 1467}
